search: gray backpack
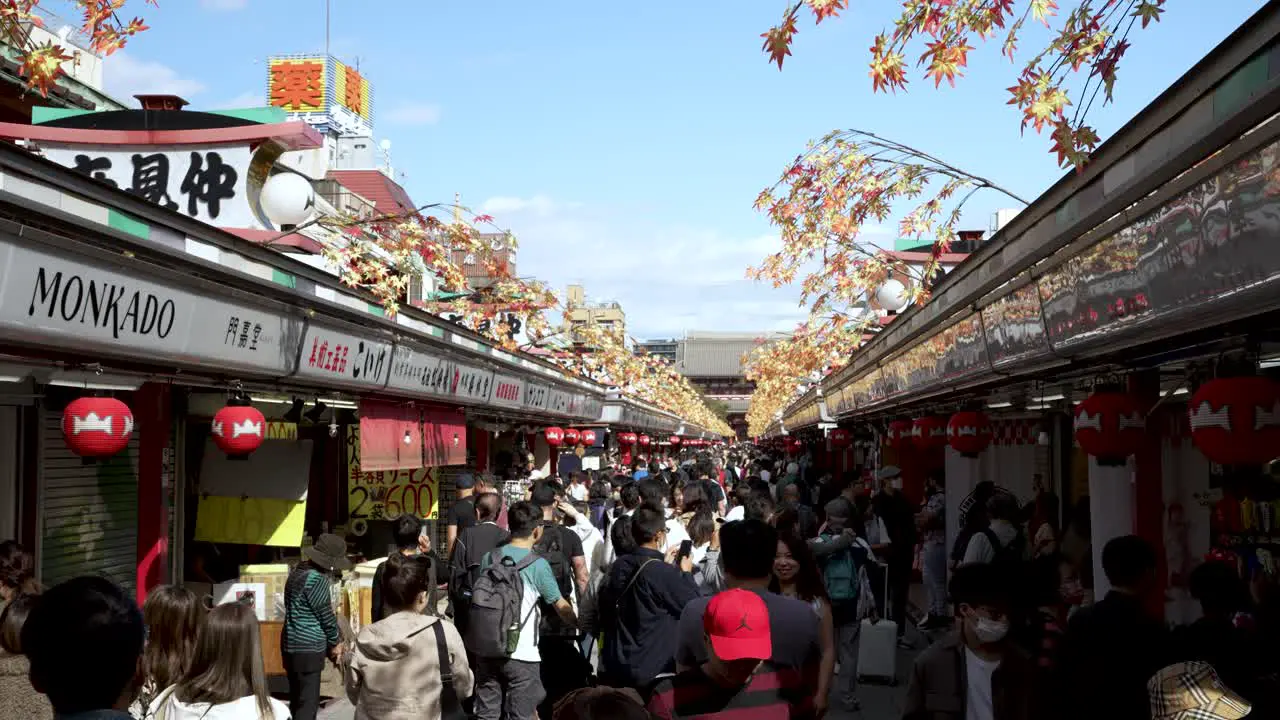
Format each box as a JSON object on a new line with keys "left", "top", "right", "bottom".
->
{"left": 463, "top": 549, "right": 538, "bottom": 658}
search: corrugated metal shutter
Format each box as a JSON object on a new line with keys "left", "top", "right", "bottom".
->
{"left": 40, "top": 409, "right": 138, "bottom": 595}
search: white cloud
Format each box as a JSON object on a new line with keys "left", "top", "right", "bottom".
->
{"left": 210, "top": 91, "right": 263, "bottom": 110}
{"left": 484, "top": 197, "right": 845, "bottom": 339}
{"left": 481, "top": 195, "right": 557, "bottom": 217}
{"left": 201, "top": 0, "right": 248, "bottom": 10}
{"left": 103, "top": 52, "right": 206, "bottom": 101}
{"left": 384, "top": 103, "right": 442, "bottom": 126}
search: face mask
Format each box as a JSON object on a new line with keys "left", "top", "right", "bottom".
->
{"left": 972, "top": 616, "right": 1009, "bottom": 643}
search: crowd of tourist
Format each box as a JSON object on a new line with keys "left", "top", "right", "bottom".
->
{"left": 0, "top": 448, "right": 1277, "bottom": 719}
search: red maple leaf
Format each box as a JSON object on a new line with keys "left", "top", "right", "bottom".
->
{"left": 761, "top": 7, "right": 800, "bottom": 70}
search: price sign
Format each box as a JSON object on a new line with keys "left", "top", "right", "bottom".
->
{"left": 346, "top": 425, "right": 439, "bottom": 520}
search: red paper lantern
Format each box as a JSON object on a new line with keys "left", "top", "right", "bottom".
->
{"left": 62, "top": 397, "right": 134, "bottom": 458}
{"left": 1074, "top": 391, "right": 1145, "bottom": 464}
{"left": 211, "top": 405, "right": 266, "bottom": 457}
{"left": 1189, "top": 376, "right": 1280, "bottom": 466}
{"left": 616, "top": 432, "right": 636, "bottom": 446}
{"left": 947, "top": 411, "right": 993, "bottom": 457}
{"left": 912, "top": 416, "right": 949, "bottom": 450}
{"left": 829, "top": 428, "right": 852, "bottom": 448}
{"left": 638, "top": 434, "right": 651, "bottom": 447}
{"left": 887, "top": 420, "right": 915, "bottom": 451}
{"left": 563, "top": 428, "right": 581, "bottom": 446}
{"left": 580, "top": 430, "right": 598, "bottom": 445}
{"left": 669, "top": 435, "right": 682, "bottom": 446}
{"left": 545, "top": 427, "right": 565, "bottom": 447}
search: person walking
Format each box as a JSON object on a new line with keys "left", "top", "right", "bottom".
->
{"left": 346, "top": 554, "right": 473, "bottom": 720}
{"left": 902, "top": 563, "right": 1035, "bottom": 720}
{"left": 282, "top": 533, "right": 350, "bottom": 720}
{"left": 131, "top": 585, "right": 205, "bottom": 718}
{"left": 372, "top": 515, "right": 437, "bottom": 623}
{"left": 873, "top": 467, "right": 917, "bottom": 647}
{"left": 917, "top": 473, "right": 949, "bottom": 630}
{"left": 152, "top": 602, "right": 291, "bottom": 719}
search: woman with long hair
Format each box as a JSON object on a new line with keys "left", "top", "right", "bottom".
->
{"left": 346, "top": 553, "right": 472, "bottom": 719}
{"left": 131, "top": 586, "right": 205, "bottom": 719}
{"left": 152, "top": 601, "right": 289, "bottom": 719}
{"left": 0, "top": 592, "right": 51, "bottom": 719}
{"left": 770, "top": 532, "right": 837, "bottom": 714}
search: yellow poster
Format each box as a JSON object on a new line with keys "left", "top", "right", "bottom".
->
{"left": 194, "top": 495, "right": 306, "bottom": 547}
{"left": 266, "top": 421, "right": 298, "bottom": 440}
{"left": 346, "top": 426, "right": 439, "bottom": 520}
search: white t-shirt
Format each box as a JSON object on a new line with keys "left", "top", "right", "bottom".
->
{"left": 724, "top": 505, "right": 745, "bottom": 522}
{"left": 760, "top": 469, "right": 772, "bottom": 483}
{"left": 157, "top": 692, "right": 292, "bottom": 720}
{"left": 567, "top": 484, "right": 588, "bottom": 502}
{"left": 964, "top": 647, "right": 1001, "bottom": 720}
{"left": 664, "top": 513, "right": 691, "bottom": 553}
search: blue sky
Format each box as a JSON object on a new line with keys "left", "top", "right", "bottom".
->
{"left": 96, "top": 0, "right": 1266, "bottom": 338}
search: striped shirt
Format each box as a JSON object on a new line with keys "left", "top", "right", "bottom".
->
{"left": 282, "top": 566, "right": 340, "bottom": 654}
{"left": 646, "top": 662, "right": 810, "bottom": 719}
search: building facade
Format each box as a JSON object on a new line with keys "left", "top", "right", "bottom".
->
{"left": 564, "top": 284, "right": 625, "bottom": 342}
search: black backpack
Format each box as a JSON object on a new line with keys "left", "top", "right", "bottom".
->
{"left": 982, "top": 527, "right": 1027, "bottom": 573}
{"left": 535, "top": 525, "right": 575, "bottom": 636}
{"left": 463, "top": 550, "right": 538, "bottom": 659}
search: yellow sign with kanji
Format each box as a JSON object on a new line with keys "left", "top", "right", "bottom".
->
{"left": 346, "top": 426, "right": 439, "bottom": 521}
{"left": 269, "top": 57, "right": 326, "bottom": 112}
{"left": 334, "top": 60, "right": 371, "bottom": 120}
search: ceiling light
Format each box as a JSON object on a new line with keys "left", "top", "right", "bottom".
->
{"left": 1035, "top": 394, "right": 1065, "bottom": 402}
{"left": 1261, "top": 358, "right": 1280, "bottom": 369}
{"left": 986, "top": 401, "right": 1013, "bottom": 409}
{"left": 1172, "top": 387, "right": 1189, "bottom": 396}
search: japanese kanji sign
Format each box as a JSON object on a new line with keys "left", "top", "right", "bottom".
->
{"left": 43, "top": 143, "right": 254, "bottom": 227}
{"left": 268, "top": 57, "right": 326, "bottom": 112}
{"left": 346, "top": 425, "right": 439, "bottom": 521}
{"left": 267, "top": 54, "right": 373, "bottom": 136}
{"left": 334, "top": 59, "right": 370, "bottom": 120}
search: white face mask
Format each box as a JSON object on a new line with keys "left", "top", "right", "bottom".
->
{"left": 972, "top": 617, "right": 1009, "bottom": 643}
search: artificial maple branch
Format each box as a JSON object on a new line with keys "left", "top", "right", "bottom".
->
{"left": 763, "top": 0, "right": 1168, "bottom": 169}
{"left": 0, "top": 0, "right": 154, "bottom": 96}
{"left": 745, "top": 126, "right": 1031, "bottom": 435}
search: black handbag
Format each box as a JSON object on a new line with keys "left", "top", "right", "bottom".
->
{"left": 432, "top": 621, "right": 469, "bottom": 720}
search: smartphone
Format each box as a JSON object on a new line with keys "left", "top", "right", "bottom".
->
{"left": 677, "top": 539, "right": 693, "bottom": 562}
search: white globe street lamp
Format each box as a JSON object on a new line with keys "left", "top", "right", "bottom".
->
{"left": 876, "top": 278, "right": 909, "bottom": 313}
{"left": 260, "top": 171, "right": 316, "bottom": 230}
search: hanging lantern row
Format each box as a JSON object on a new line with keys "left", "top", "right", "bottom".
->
{"left": 563, "top": 428, "right": 580, "bottom": 446}
{"left": 887, "top": 420, "right": 914, "bottom": 451}
{"left": 1074, "top": 389, "right": 1145, "bottom": 465}
{"left": 829, "top": 428, "right": 852, "bottom": 448}
{"left": 62, "top": 397, "right": 134, "bottom": 458}
{"left": 1188, "top": 375, "right": 1280, "bottom": 466}
{"left": 638, "top": 434, "right": 651, "bottom": 447}
{"left": 912, "top": 416, "right": 949, "bottom": 450}
{"left": 669, "top": 435, "right": 682, "bottom": 446}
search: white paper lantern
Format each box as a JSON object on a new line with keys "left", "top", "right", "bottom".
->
{"left": 876, "top": 278, "right": 909, "bottom": 312}
{"left": 260, "top": 172, "right": 316, "bottom": 228}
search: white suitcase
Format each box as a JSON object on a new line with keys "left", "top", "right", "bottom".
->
{"left": 856, "top": 617, "right": 899, "bottom": 683}
{"left": 857, "top": 564, "right": 898, "bottom": 683}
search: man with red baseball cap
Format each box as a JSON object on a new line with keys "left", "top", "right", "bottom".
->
{"left": 646, "top": 589, "right": 811, "bottom": 719}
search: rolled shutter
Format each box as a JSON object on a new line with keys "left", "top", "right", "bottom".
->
{"left": 40, "top": 408, "right": 138, "bottom": 595}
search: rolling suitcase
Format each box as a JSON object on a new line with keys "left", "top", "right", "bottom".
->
{"left": 857, "top": 562, "right": 898, "bottom": 684}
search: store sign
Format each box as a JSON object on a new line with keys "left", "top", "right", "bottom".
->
{"left": 547, "top": 389, "right": 571, "bottom": 415}
{"left": 387, "top": 344, "right": 446, "bottom": 397}
{"left": 43, "top": 143, "right": 255, "bottom": 227}
{"left": 492, "top": 374, "right": 524, "bottom": 408}
{"left": 452, "top": 364, "right": 494, "bottom": 403}
{"left": 294, "top": 324, "right": 391, "bottom": 388}
{"left": 0, "top": 239, "right": 297, "bottom": 374}
{"left": 524, "top": 383, "right": 549, "bottom": 411}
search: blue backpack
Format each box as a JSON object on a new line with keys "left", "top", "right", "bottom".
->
{"left": 817, "top": 533, "right": 859, "bottom": 604}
